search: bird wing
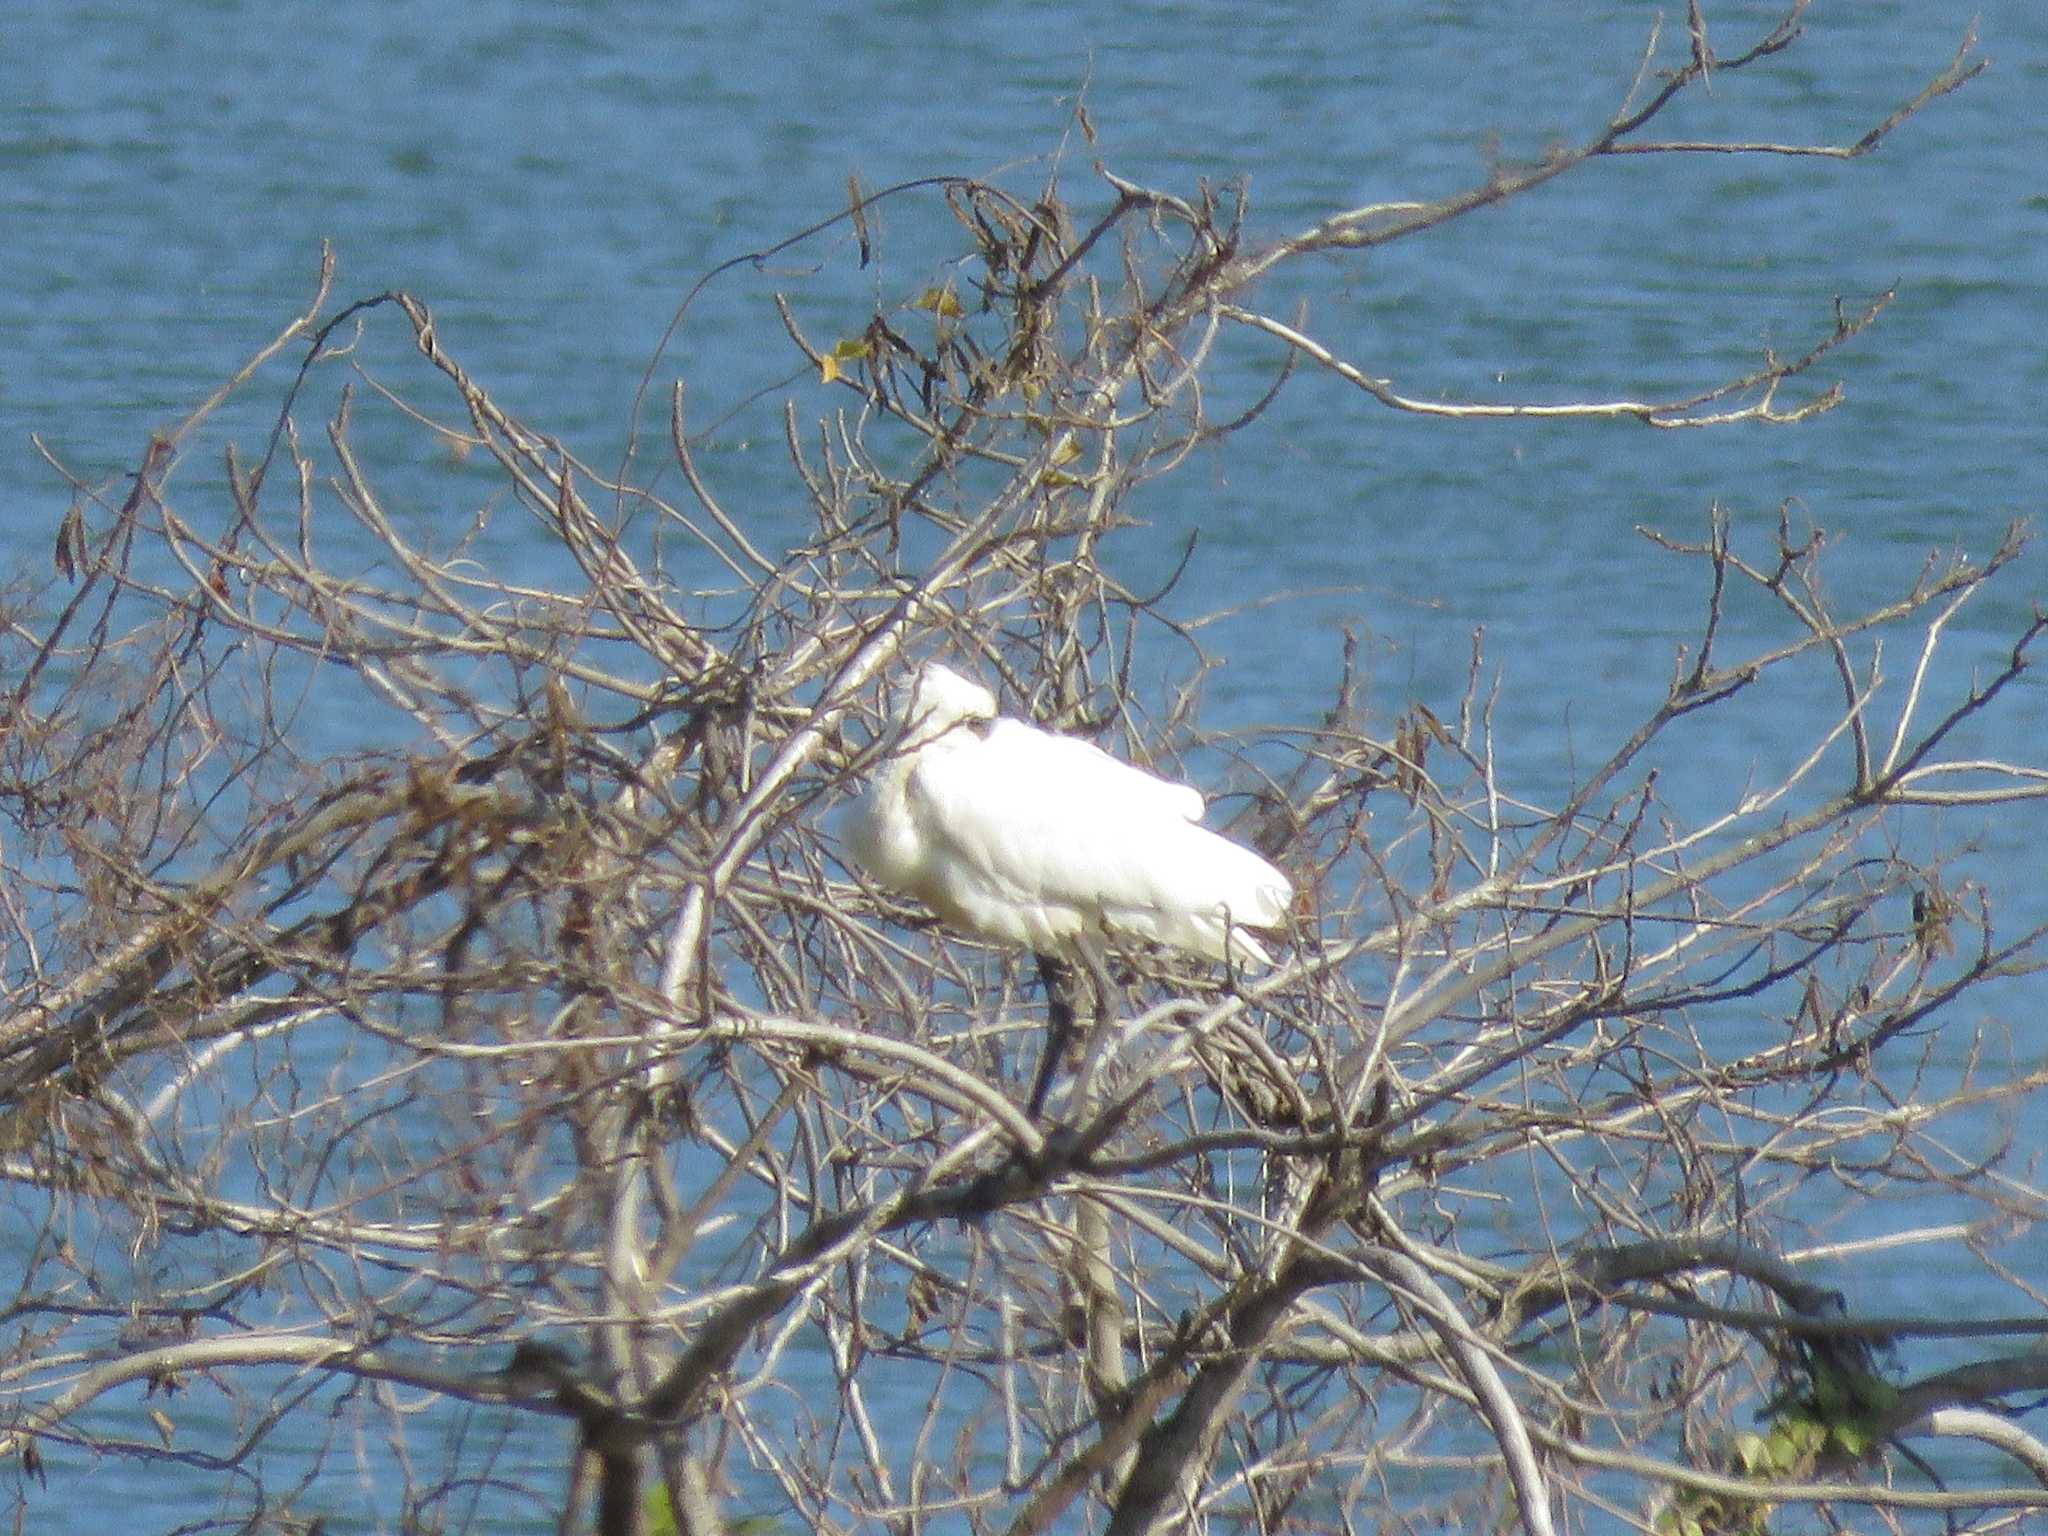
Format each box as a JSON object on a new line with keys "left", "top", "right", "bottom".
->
{"left": 981, "top": 720, "right": 1207, "bottom": 822}
{"left": 904, "top": 718, "right": 1289, "bottom": 959}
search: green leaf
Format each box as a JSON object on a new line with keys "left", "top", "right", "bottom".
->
{"left": 644, "top": 1485, "right": 680, "bottom": 1536}
{"left": 1732, "top": 1431, "right": 1770, "bottom": 1475}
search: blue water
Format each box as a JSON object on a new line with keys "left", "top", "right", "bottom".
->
{"left": 4, "top": 1, "right": 2046, "bottom": 1529}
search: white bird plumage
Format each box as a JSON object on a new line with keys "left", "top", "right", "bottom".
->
{"left": 843, "top": 662, "right": 1292, "bottom": 968}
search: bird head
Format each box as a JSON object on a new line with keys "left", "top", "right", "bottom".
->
{"left": 898, "top": 663, "right": 997, "bottom": 745}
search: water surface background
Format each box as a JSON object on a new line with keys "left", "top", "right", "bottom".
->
{"left": 3, "top": 1, "right": 2045, "bottom": 1528}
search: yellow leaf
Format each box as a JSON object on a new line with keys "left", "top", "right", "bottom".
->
{"left": 820, "top": 338, "right": 871, "bottom": 384}
{"left": 912, "top": 285, "right": 964, "bottom": 318}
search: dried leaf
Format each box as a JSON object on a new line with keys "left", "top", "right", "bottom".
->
{"left": 911, "top": 284, "right": 963, "bottom": 318}
{"left": 54, "top": 504, "right": 83, "bottom": 581}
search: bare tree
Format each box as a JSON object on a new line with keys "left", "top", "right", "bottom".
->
{"left": 3, "top": 8, "right": 2043, "bottom": 1534}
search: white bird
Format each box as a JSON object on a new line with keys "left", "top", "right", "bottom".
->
{"left": 843, "top": 662, "right": 1292, "bottom": 1113}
